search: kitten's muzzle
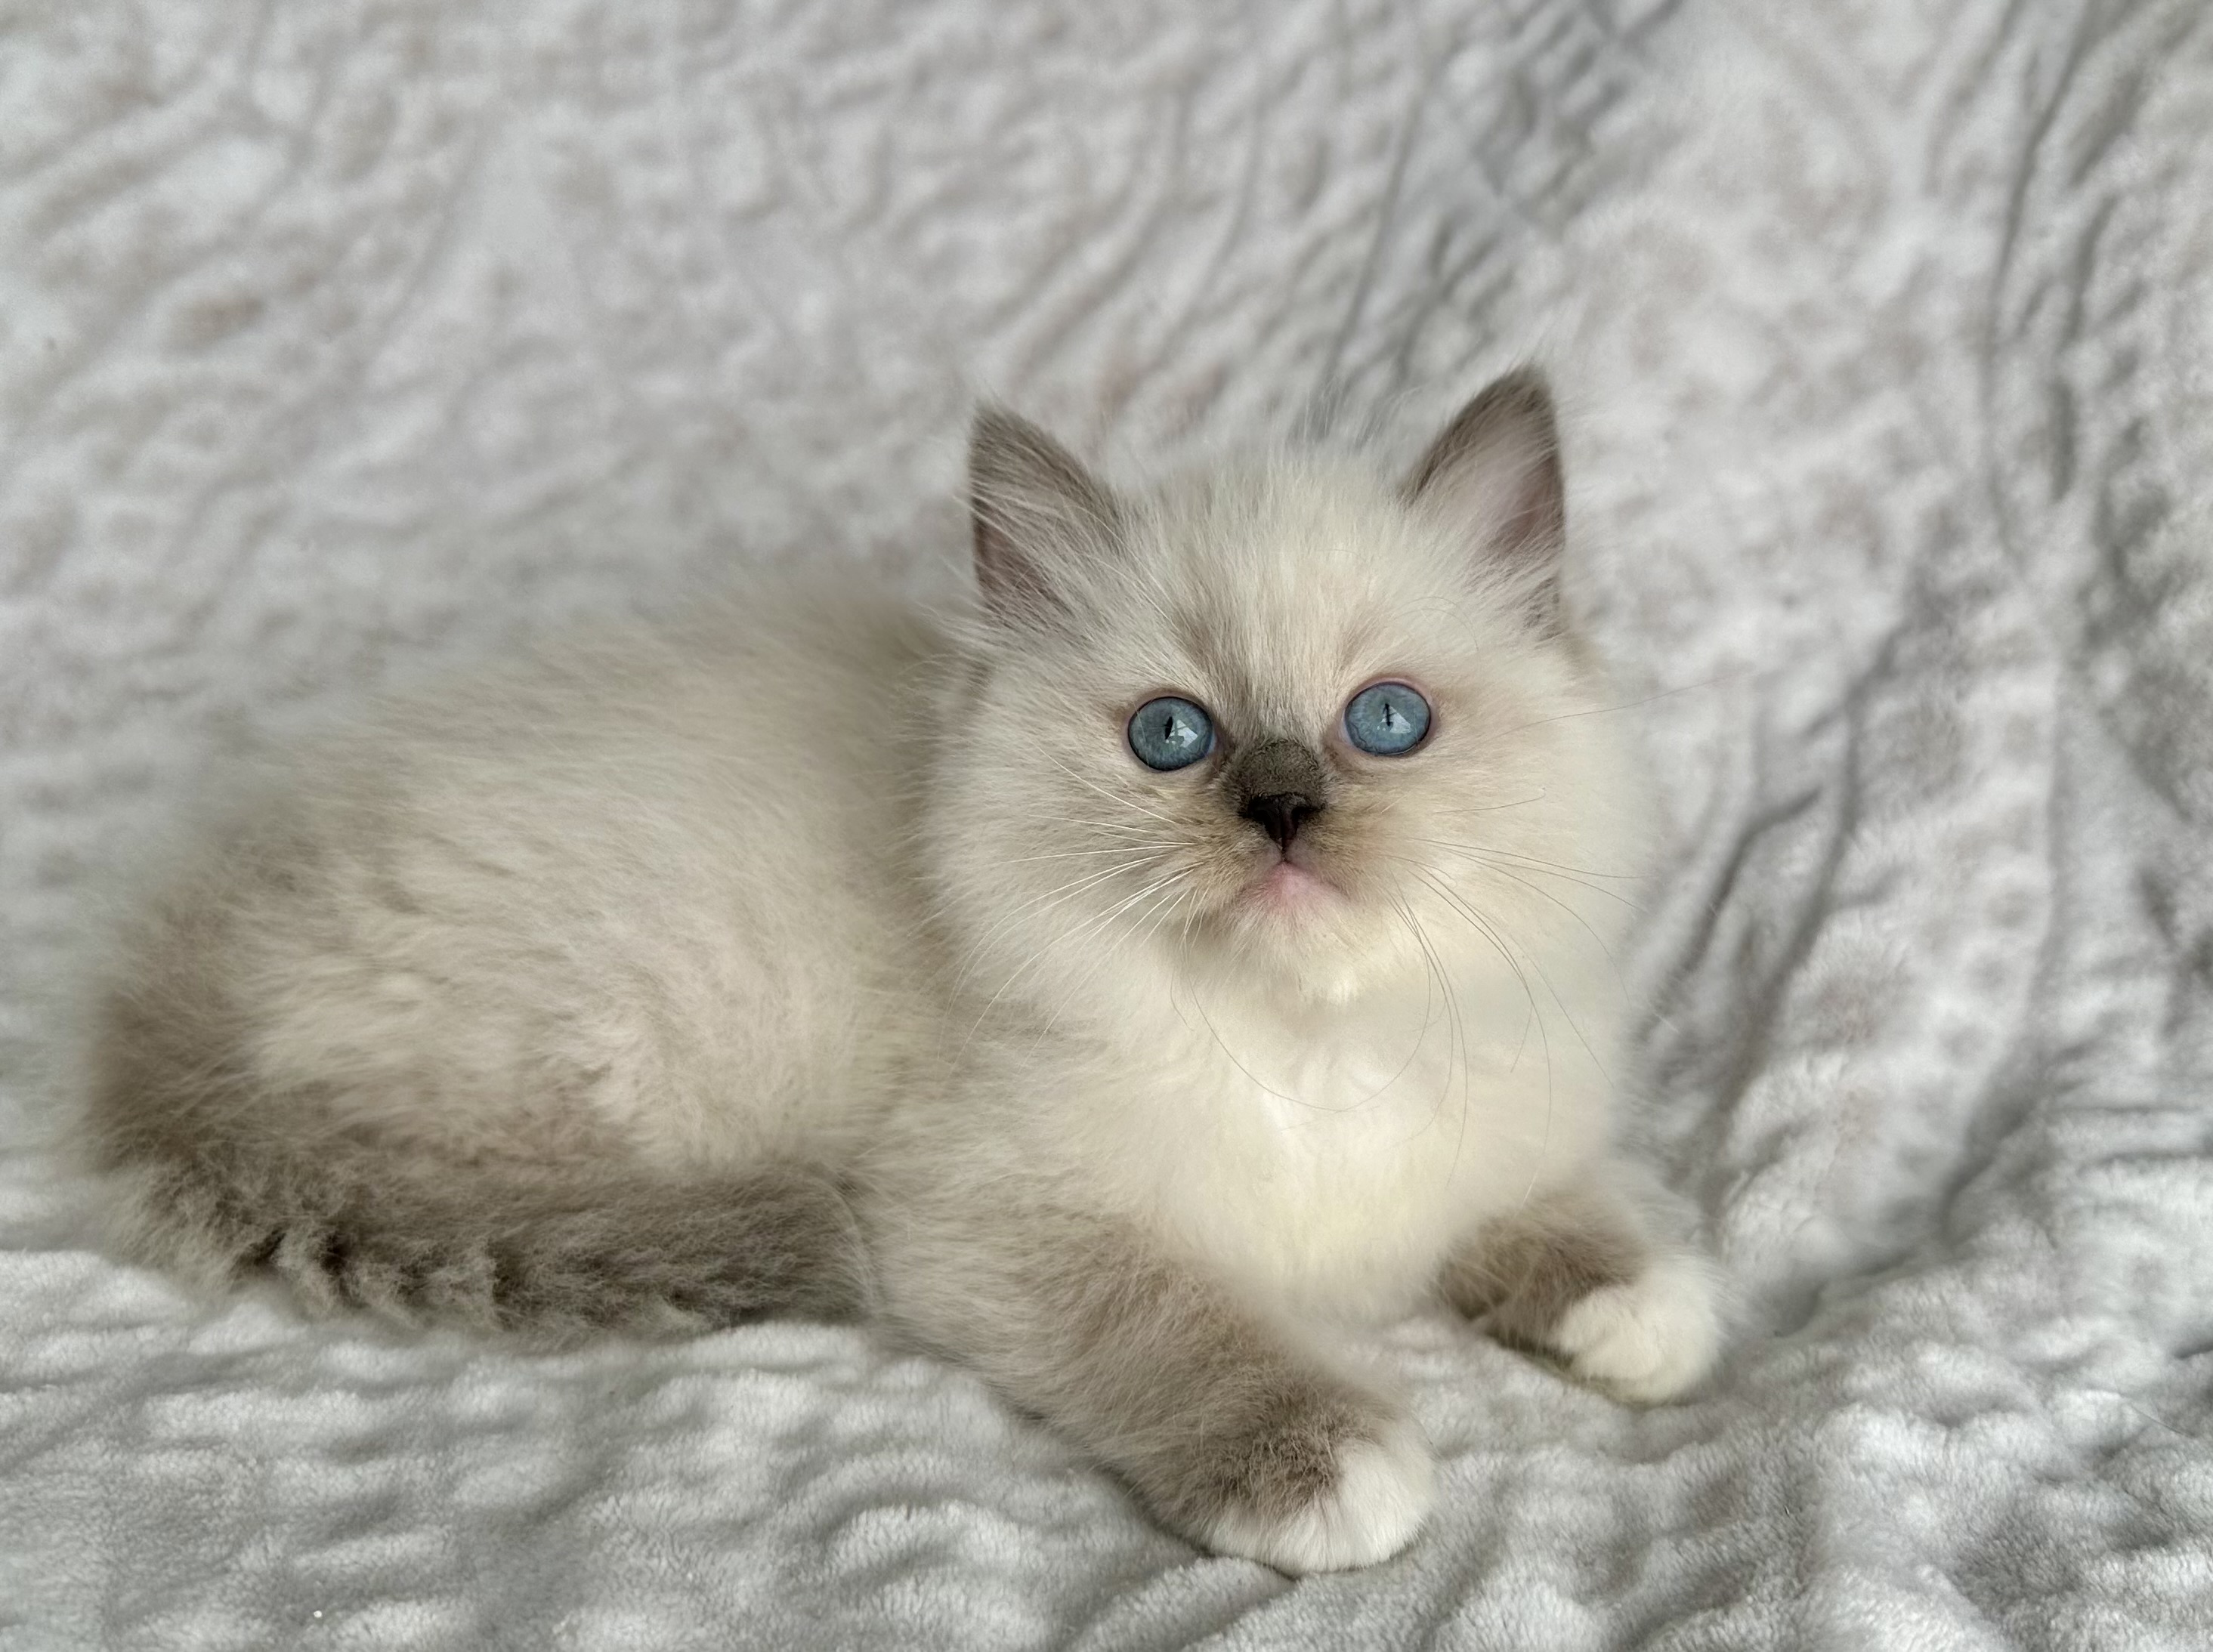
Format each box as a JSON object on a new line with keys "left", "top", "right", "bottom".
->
{"left": 1227, "top": 737, "right": 1330, "bottom": 851}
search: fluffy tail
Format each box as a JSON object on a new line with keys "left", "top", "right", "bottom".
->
{"left": 99, "top": 1142, "right": 870, "bottom": 1338}
{"left": 82, "top": 863, "right": 870, "bottom": 1337}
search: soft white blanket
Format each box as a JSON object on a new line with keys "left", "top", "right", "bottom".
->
{"left": 4, "top": 2, "right": 2209, "bottom": 1646}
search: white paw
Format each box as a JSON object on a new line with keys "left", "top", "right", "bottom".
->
{"left": 1197, "top": 1418, "right": 1435, "bottom": 1574}
{"left": 1550, "top": 1255, "right": 1721, "bottom": 1403}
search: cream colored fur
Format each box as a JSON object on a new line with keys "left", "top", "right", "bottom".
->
{"left": 85, "top": 372, "right": 1721, "bottom": 1573}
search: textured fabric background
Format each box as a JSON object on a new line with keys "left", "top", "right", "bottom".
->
{"left": 3, "top": 2, "right": 2210, "bottom": 1647}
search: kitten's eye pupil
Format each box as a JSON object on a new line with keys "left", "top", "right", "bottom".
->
{"left": 1344, "top": 681, "right": 1431, "bottom": 756}
{"left": 1128, "top": 696, "right": 1215, "bottom": 771}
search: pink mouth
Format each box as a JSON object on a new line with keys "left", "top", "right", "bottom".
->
{"left": 1247, "top": 858, "right": 1339, "bottom": 913}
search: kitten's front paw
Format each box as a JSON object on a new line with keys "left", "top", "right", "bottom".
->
{"left": 1550, "top": 1254, "right": 1720, "bottom": 1403}
{"left": 1188, "top": 1413, "right": 1433, "bottom": 1574}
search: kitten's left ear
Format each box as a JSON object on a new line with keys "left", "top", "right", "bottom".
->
{"left": 970, "top": 407, "right": 1122, "bottom": 625}
{"left": 1405, "top": 369, "right": 1567, "bottom": 631}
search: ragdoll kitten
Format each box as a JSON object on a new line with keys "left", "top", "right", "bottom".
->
{"left": 86, "top": 370, "right": 1720, "bottom": 1573}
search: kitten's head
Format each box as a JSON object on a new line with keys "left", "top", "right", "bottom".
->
{"left": 927, "top": 372, "right": 1645, "bottom": 1021}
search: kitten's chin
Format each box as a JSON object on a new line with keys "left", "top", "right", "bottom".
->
{"left": 1210, "top": 860, "right": 1411, "bottom": 1005}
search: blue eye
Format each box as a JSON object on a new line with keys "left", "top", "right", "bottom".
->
{"left": 1344, "top": 681, "right": 1432, "bottom": 755}
{"left": 1127, "top": 696, "right": 1215, "bottom": 770}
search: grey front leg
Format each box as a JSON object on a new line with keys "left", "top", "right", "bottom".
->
{"left": 876, "top": 1204, "right": 1433, "bottom": 1572}
{"left": 1442, "top": 1178, "right": 1723, "bottom": 1403}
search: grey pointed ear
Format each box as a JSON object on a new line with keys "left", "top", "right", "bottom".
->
{"left": 970, "top": 407, "right": 1120, "bottom": 623}
{"left": 1405, "top": 369, "right": 1566, "bottom": 628}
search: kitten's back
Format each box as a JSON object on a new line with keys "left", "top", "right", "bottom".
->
{"left": 85, "top": 582, "right": 944, "bottom": 1332}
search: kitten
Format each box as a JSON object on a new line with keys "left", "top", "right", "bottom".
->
{"left": 85, "top": 370, "right": 1721, "bottom": 1573}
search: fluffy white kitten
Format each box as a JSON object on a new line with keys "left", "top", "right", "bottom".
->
{"left": 87, "top": 371, "right": 1720, "bottom": 1573}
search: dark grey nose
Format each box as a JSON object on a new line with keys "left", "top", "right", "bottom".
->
{"left": 1240, "top": 791, "right": 1322, "bottom": 849}
{"left": 1225, "top": 736, "right": 1331, "bottom": 851}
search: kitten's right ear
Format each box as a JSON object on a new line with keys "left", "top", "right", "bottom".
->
{"left": 969, "top": 406, "right": 1120, "bottom": 624}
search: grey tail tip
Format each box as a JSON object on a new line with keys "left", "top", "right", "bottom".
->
{"left": 116, "top": 1151, "right": 870, "bottom": 1340}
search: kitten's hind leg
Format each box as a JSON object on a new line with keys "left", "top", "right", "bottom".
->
{"left": 1443, "top": 1176, "right": 1723, "bottom": 1403}
{"left": 876, "top": 1208, "right": 1432, "bottom": 1573}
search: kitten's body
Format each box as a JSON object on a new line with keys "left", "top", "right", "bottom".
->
{"left": 88, "top": 375, "right": 1720, "bottom": 1573}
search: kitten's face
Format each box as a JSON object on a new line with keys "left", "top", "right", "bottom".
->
{"left": 932, "top": 380, "right": 1642, "bottom": 1017}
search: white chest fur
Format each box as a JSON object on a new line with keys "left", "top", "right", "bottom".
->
{"left": 1077, "top": 973, "right": 1616, "bottom": 1322}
